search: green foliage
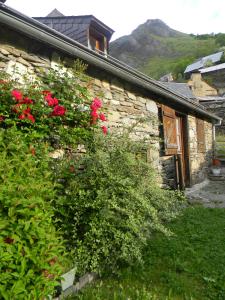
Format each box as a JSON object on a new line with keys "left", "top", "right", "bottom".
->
{"left": 0, "top": 128, "right": 64, "bottom": 300}
{"left": 0, "top": 63, "right": 103, "bottom": 298}
{"left": 53, "top": 131, "right": 184, "bottom": 275}
{"left": 71, "top": 207, "right": 225, "bottom": 300}
{"left": 215, "top": 33, "right": 225, "bottom": 47}
{"left": 141, "top": 35, "right": 218, "bottom": 80}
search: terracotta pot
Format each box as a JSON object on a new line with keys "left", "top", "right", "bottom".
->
{"left": 212, "top": 159, "right": 221, "bottom": 166}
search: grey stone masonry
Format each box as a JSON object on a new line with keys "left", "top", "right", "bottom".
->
{"left": 0, "top": 28, "right": 213, "bottom": 187}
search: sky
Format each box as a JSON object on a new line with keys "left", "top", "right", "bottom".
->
{"left": 5, "top": 0, "right": 225, "bottom": 41}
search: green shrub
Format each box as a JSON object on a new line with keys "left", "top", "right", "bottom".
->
{"left": 54, "top": 132, "right": 185, "bottom": 275}
{"left": 0, "top": 128, "right": 64, "bottom": 300}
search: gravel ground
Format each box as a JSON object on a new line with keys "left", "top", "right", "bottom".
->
{"left": 185, "top": 180, "right": 225, "bottom": 208}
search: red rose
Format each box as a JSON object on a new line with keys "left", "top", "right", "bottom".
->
{"left": 19, "top": 114, "right": 26, "bottom": 120}
{"left": 12, "top": 89, "right": 23, "bottom": 101}
{"left": 51, "top": 105, "right": 66, "bottom": 116}
{"left": 47, "top": 97, "right": 59, "bottom": 107}
{"left": 21, "top": 97, "right": 33, "bottom": 105}
{"left": 99, "top": 113, "right": 107, "bottom": 121}
{"left": 101, "top": 126, "right": 108, "bottom": 135}
{"left": 90, "top": 98, "right": 102, "bottom": 111}
{"left": 27, "top": 114, "right": 35, "bottom": 123}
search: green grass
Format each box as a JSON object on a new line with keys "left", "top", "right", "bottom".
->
{"left": 69, "top": 207, "right": 225, "bottom": 300}
{"left": 215, "top": 134, "right": 225, "bottom": 158}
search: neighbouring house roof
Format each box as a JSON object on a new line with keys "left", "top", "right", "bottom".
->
{"left": 200, "top": 62, "right": 225, "bottom": 74}
{"left": 197, "top": 96, "right": 225, "bottom": 102}
{"left": 184, "top": 51, "right": 224, "bottom": 74}
{"left": 0, "top": 3, "right": 221, "bottom": 123}
{"left": 161, "top": 82, "right": 196, "bottom": 101}
{"left": 34, "top": 10, "right": 114, "bottom": 46}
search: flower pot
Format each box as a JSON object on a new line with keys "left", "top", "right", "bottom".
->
{"left": 61, "top": 268, "right": 76, "bottom": 291}
{"left": 212, "top": 159, "right": 221, "bottom": 167}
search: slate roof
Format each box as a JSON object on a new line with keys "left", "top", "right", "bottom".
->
{"left": 161, "top": 82, "right": 196, "bottom": 100}
{"left": 200, "top": 62, "right": 225, "bottom": 74}
{"left": 34, "top": 10, "right": 114, "bottom": 46}
{"left": 184, "top": 51, "right": 224, "bottom": 74}
{"left": 46, "top": 9, "right": 64, "bottom": 17}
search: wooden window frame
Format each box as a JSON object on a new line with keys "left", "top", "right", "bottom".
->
{"left": 196, "top": 118, "right": 205, "bottom": 153}
{"left": 161, "top": 105, "right": 178, "bottom": 155}
{"left": 89, "top": 28, "right": 106, "bottom": 53}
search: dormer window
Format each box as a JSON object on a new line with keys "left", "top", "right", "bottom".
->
{"left": 89, "top": 29, "right": 106, "bottom": 53}
{"left": 34, "top": 11, "right": 114, "bottom": 55}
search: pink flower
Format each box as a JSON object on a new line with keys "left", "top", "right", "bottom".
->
{"left": 101, "top": 126, "right": 108, "bottom": 135}
{"left": 45, "top": 94, "right": 59, "bottom": 106}
{"left": 11, "top": 89, "right": 23, "bottom": 101}
{"left": 99, "top": 113, "right": 107, "bottom": 121}
{"left": 90, "top": 98, "right": 102, "bottom": 110}
{"left": 0, "top": 115, "right": 5, "bottom": 122}
{"left": 51, "top": 105, "right": 66, "bottom": 116}
{"left": 91, "top": 110, "right": 98, "bottom": 118}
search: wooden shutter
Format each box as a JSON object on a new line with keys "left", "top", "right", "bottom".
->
{"left": 162, "top": 105, "right": 178, "bottom": 155}
{"left": 196, "top": 118, "right": 205, "bottom": 152}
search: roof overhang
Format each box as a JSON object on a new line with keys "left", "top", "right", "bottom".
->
{"left": 0, "top": 3, "right": 221, "bottom": 124}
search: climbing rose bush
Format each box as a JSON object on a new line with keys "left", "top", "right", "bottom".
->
{"left": 0, "top": 66, "right": 108, "bottom": 149}
{"left": 0, "top": 62, "right": 108, "bottom": 299}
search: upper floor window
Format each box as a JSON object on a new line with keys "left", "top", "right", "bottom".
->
{"left": 89, "top": 29, "right": 106, "bottom": 54}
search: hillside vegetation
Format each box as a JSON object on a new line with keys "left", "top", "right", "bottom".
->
{"left": 110, "top": 19, "right": 225, "bottom": 80}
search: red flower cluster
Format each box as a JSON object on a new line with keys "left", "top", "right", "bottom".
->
{"left": 19, "top": 107, "right": 35, "bottom": 123}
{"left": 43, "top": 91, "right": 66, "bottom": 116}
{"left": 51, "top": 105, "right": 66, "bottom": 116}
{"left": 11, "top": 90, "right": 35, "bottom": 123}
{"left": 90, "top": 98, "right": 108, "bottom": 134}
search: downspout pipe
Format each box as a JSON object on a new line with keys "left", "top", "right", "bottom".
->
{"left": 0, "top": 4, "right": 222, "bottom": 124}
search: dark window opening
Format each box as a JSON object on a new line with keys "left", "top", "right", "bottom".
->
{"left": 89, "top": 29, "right": 106, "bottom": 53}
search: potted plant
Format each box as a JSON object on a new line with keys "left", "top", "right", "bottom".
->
{"left": 211, "top": 159, "right": 221, "bottom": 176}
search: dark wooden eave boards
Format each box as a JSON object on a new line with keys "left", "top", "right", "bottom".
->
{"left": 0, "top": 3, "right": 221, "bottom": 124}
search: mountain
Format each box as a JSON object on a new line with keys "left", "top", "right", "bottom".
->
{"left": 109, "top": 19, "right": 220, "bottom": 80}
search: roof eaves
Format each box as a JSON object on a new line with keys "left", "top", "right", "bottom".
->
{"left": 0, "top": 3, "right": 221, "bottom": 123}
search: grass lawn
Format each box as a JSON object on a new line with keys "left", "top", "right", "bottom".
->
{"left": 69, "top": 207, "right": 225, "bottom": 300}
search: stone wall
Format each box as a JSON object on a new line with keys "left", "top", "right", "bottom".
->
{"left": 188, "top": 73, "right": 217, "bottom": 97}
{"left": 0, "top": 31, "right": 213, "bottom": 187}
{"left": 188, "top": 116, "right": 213, "bottom": 184}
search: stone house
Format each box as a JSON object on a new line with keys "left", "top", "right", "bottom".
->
{"left": 0, "top": 3, "right": 221, "bottom": 189}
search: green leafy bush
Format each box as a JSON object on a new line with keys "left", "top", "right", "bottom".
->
{"left": 0, "top": 63, "right": 108, "bottom": 297}
{"left": 54, "top": 132, "right": 185, "bottom": 275}
{"left": 0, "top": 128, "right": 65, "bottom": 299}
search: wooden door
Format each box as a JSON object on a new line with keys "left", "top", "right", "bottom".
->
{"left": 175, "top": 115, "right": 186, "bottom": 188}
{"left": 161, "top": 105, "right": 189, "bottom": 189}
